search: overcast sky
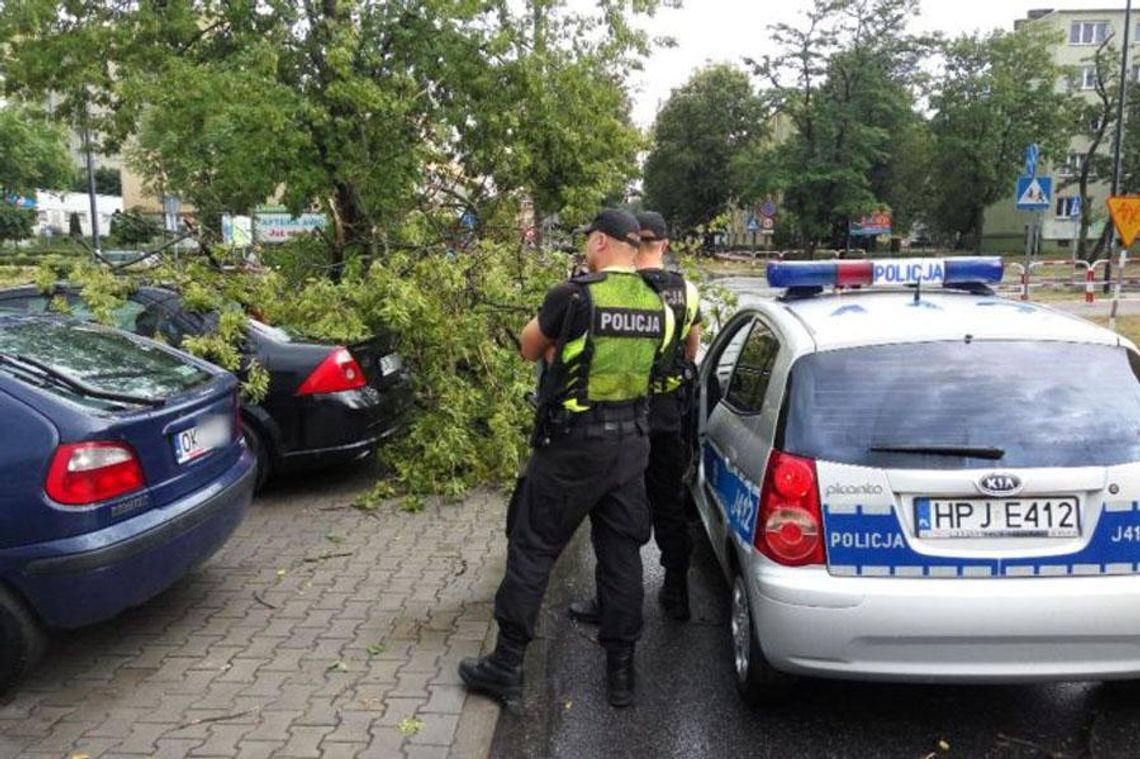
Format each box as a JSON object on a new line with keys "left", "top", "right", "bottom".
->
{"left": 626, "top": 0, "right": 1129, "bottom": 126}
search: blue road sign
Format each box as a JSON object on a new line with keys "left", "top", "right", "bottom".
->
{"left": 1025, "top": 143, "right": 1040, "bottom": 177}
{"left": 746, "top": 215, "right": 760, "bottom": 232}
{"left": 1070, "top": 196, "right": 1082, "bottom": 218}
{"left": 759, "top": 201, "right": 777, "bottom": 218}
{"left": 1016, "top": 175, "right": 1052, "bottom": 210}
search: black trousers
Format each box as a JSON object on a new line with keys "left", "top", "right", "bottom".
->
{"left": 494, "top": 423, "right": 651, "bottom": 651}
{"left": 646, "top": 427, "right": 693, "bottom": 574}
{"left": 646, "top": 389, "right": 694, "bottom": 575}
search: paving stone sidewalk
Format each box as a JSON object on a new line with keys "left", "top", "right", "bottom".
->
{"left": 0, "top": 466, "right": 506, "bottom": 759}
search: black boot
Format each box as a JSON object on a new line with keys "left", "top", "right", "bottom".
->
{"left": 459, "top": 638, "right": 524, "bottom": 704}
{"left": 659, "top": 570, "right": 691, "bottom": 621}
{"left": 606, "top": 646, "right": 636, "bottom": 708}
{"left": 568, "top": 597, "right": 601, "bottom": 625}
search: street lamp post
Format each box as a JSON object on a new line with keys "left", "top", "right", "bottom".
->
{"left": 1109, "top": 0, "right": 1133, "bottom": 331}
{"left": 82, "top": 94, "right": 102, "bottom": 263}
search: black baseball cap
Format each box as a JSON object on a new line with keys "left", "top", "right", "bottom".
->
{"left": 636, "top": 211, "right": 668, "bottom": 242}
{"left": 574, "top": 209, "right": 641, "bottom": 247}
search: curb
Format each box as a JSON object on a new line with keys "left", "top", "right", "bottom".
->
{"left": 449, "top": 614, "right": 502, "bottom": 759}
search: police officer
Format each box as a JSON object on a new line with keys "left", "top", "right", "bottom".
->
{"left": 568, "top": 210, "right": 701, "bottom": 623}
{"left": 458, "top": 209, "right": 674, "bottom": 708}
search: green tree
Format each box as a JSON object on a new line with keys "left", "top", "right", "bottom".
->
{"left": 0, "top": 204, "right": 34, "bottom": 244}
{"left": 1, "top": 0, "right": 664, "bottom": 261}
{"left": 643, "top": 64, "right": 768, "bottom": 230}
{"left": 108, "top": 210, "right": 159, "bottom": 246}
{"left": 0, "top": 105, "right": 74, "bottom": 195}
{"left": 1122, "top": 88, "right": 1140, "bottom": 195}
{"left": 744, "top": 0, "right": 932, "bottom": 248}
{"left": 1054, "top": 39, "right": 1117, "bottom": 260}
{"left": 70, "top": 166, "right": 122, "bottom": 196}
{"left": 928, "top": 27, "right": 1075, "bottom": 249}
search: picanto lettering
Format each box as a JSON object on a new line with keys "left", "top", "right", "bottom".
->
{"left": 825, "top": 483, "right": 884, "bottom": 497}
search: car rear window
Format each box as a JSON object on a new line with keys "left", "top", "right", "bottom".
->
{"left": 782, "top": 340, "right": 1140, "bottom": 469}
{"left": 0, "top": 318, "right": 212, "bottom": 403}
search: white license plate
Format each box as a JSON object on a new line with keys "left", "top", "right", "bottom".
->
{"left": 379, "top": 353, "right": 402, "bottom": 376}
{"left": 915, "top": 497, "right": 1080, "bottom": 538}
{"left": 172, "top": 416, "right": 230, "bottom": 465}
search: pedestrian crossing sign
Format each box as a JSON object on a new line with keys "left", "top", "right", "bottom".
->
{"left": 1016, "top": 176, "right": 1052, "bottom": 210}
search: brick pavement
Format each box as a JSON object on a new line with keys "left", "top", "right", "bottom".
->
{"left": 0, "top": 467, "right": 506, "bottom": 758}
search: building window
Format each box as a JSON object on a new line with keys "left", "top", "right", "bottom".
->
{"left": 1079, "top": 65, "right": 1099, "bottom": 90}
{"left": 1059, "top": 152, "right": 1087, "bottom": 177}
{"left": 1071, "top": 21, "right": 1110, "bottom": 45}
{"left": 1056, "top": 196, "right": 1082, "bottom": 218}
{"left": 1133, "top": 63, "right": 1140, "bottom": 82}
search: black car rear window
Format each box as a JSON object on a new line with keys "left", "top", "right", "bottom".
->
{"left": 782, "top": 340, "right": 1140, "bottom": 469}
{"left": 0, "top": 318, "right": 212, "bottom": 403}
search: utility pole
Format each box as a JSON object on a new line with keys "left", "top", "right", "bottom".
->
{"left": 82, "top": 94, "right": 102, "bottom": 262}
{"left": 1109, "top": 0, "right": 1134, "bottom": 331}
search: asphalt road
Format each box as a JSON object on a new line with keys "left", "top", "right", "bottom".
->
{"left": 489, "top": 523, "right": 1140, "bottom": 759}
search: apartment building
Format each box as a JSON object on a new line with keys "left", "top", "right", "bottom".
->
{"left": 982, "top": 6, "right": 1137, "bottom": 254}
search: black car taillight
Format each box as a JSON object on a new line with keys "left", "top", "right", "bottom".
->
{"left": 296, "top": 347, "right": 366, "bottom": 396}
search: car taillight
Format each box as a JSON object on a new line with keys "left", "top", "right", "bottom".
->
{"left": 296, "top": 347, "right": 366, "bottom": 396}
{"left": 45, "top": 442, "right": 146, "bottom": 506}
{"left": 754, "top": 450, "right": 825, "bottom": 566}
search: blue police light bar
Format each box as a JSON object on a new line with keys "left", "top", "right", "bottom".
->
{"left": 766, "top": 257, "right": 1004, "bottom": 290}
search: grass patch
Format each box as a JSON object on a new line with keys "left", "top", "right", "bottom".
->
{"left": 1089, "top": 315, "right": 1140, "bottom": 345}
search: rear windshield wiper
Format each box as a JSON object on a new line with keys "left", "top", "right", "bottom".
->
{"left": 868, "top": 444, "right": 1005, "bottom": 460}
{"left": 0, "top": 353, "right": 164, "bottom": 408}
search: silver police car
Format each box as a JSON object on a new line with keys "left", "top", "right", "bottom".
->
{"left": 691, "top": 257, "right": 1140, "bottom": 703}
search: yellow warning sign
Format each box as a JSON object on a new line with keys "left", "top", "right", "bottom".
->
{"left": 1107, "top": 196, "right": 1140, "bottom": 247}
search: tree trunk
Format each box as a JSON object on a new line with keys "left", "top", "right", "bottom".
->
{"left": 970, "top": 205, "right": 986, "bottom": 252}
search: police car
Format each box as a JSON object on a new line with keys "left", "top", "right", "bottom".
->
{"left": 691, "top": 256, "right": 1140, "bottom": 703}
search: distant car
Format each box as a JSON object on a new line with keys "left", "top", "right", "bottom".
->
{"left": 0, "top": 285, "right": 412, "bottom": 488}
{"left": 693, "top": 256, "right": 1140, "bottom": 703}
{"left": 0, "top": 313, "right": 254, "bottom": 689}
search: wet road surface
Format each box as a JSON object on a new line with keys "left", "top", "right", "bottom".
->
{"left": 489, "top": 524, "right": 1140, "bottom": 759}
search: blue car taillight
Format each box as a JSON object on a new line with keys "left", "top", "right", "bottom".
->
{"left": 45, "top": 441, "right": 146, "bottom": 506}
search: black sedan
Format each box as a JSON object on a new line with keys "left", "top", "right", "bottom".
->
{"left": 0, "top": 284, "right": 412, "bottom": 488}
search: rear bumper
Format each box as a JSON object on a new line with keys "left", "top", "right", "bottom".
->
{"left": 282, "top": 382, "right": 412, "bottom": 469}
{"left": 750, "top": 561, "right": 1140, "bottom": 682}
{"left": 0, "top": 450, "right": 255, "bottom": 629}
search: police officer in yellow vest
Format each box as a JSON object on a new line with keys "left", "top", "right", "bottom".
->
{"left": 459, "top": 209, "right": 674, "bottom": 708}
{"left": 569, "top": 211, "right": 702, "bottom": 625}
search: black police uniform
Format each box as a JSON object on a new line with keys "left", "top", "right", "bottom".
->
{"left": 639, "top": 267, "right": 701, "bottom": 614}
{"left": 459, "top": 212, "right": 673, "bottom": 709}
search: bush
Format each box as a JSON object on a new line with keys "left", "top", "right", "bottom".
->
{"left": 108, "top": 210, "right": 160, "bottom": 246}
{"left": 0, "top": 205, "right": 34, "bottom": 244}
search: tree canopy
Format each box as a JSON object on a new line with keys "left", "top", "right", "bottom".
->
{"left": 1, "top": 0, "right": 672, "bottom": 261}
{"left": 0, "top": 105, "right": 74, "bottom": 197}
{"left": 642, "top": 63, "right": 767, "bottom": 230}
{"left": 927, "top": 26, "right": 1075, "bottom": 249}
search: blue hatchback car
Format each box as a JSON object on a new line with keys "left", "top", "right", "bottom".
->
{"left": 0, "top": 313, "right": 254, "bottom": 689}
